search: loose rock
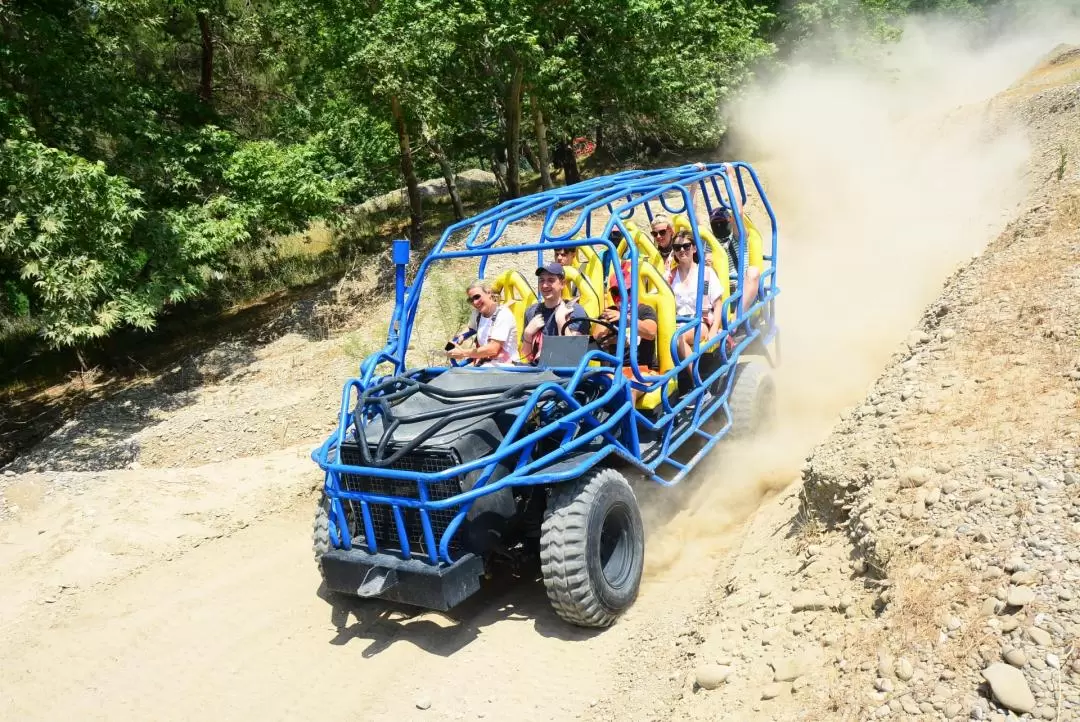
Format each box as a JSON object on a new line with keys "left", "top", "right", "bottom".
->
{"left": 902, "top": 467, "right": 931, "bottom": 487}
{"left": 1004, "top": 649, "right": 1027, "bottom": 667}
{"left": 695, "top": 664, "right": 731, "bottom": 690}
{"left": 981, "top": 663, "right": 1035, "bottom": 714}
{"left": 1006, "top": 586, "right": 1036, "bottom": 607}
{"left": 1026, "top": 627, "right": 1052, "bottom": 646}
{"left": 791, "top": 593, "right": 831, "bottom": 612}
{"left": 761, "top": 682, "right": 786, "bottom": 700}
{"left": 771, "top": 658, "right": 802, "bottom": 683}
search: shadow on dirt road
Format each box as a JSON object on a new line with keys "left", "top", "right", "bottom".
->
{"left": 316, "top": 570, "right": 604, "bottom": 658}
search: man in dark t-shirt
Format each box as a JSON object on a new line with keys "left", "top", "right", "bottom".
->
{"left": 522, "top": 262, "right": 589, "bottom": 363}
{"left": 592, "top": 268, "right": 658, "bottom": 403}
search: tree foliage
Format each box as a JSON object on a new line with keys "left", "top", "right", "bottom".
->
{"left": 0, "top": 0, "right": 1010, "bottom": 349}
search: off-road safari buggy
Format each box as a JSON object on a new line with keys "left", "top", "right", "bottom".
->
{"left": 311, "top": 163, "right": 780, "bottom": 628}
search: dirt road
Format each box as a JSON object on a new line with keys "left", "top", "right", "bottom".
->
{"left": 0, "top": 451, "right": 755, "bottom": 722}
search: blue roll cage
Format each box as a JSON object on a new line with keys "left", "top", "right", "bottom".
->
{"left": 312, "top": 162, "right": 780, "bottom": 565}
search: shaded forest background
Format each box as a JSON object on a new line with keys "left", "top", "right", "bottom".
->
{"left": 1, "top": 0, "right": 1014, "bottom": 359}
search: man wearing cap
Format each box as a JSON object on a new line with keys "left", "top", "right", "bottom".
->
{"left": 521, "top": 262, "right": 590, "bottom": 363}
{"left": 592, "top": 265, "right": 658, "bottom": 403}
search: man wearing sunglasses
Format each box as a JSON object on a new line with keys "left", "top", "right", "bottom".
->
{"left": 446, "top": 280, "right": 520, "bottom": 365}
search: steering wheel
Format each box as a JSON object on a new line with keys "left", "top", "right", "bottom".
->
{"left": 558, "top": 316, "right": 620, "bottom": 337}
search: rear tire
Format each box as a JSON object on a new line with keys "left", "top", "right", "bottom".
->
{"left": 728, "top": 359, "right": 776, "bottom": 439}
{"left": 313, "top": 492, "right": 331, "bottom": 578}
{"left": 540, "top": 468, "right": 644, "bottom": 628}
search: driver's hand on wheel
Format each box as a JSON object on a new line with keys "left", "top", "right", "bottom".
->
{"left": 446, "top": 347, "right": 470, "bottom": 361}
{"left": 600, "top": 308, "right": 619, "bottom": 324}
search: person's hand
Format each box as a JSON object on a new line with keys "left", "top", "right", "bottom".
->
{"left": 600, "top": 308, "right": 619, "bottom": 323}
{"left": 693, "top": 162, "right": 706, "bottom": 171}
{"left": 447, "top": 347, "right": 470, "bottom": 361}
{"left": 525, "top": 314, "right": 545, "bottom": 337}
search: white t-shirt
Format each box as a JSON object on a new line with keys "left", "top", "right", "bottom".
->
{"left": 669, "top": 265, "right": 723, "bottom": 318}
{"left": 469, "top": 305, "right": 520, "bottom": 365}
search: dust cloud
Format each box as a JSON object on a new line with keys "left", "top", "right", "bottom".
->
{"left": 643, "top": 4, "right": 1080, "bottom": 578}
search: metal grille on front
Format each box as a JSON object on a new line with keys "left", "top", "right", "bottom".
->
{"left": 337, "top": 443, "right": 464, "bottom": 558}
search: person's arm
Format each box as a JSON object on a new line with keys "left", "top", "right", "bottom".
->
{"left": 593, "top": 308, "right": 617, "bottom": 343}
{"left": 557, "top": 303, "right": 589, "bottom": 337}
{"left": 522, "top": 308, "right": 545, "bottom": 345}
{"left": 448, "top": 339, "right": 503, "bottom": 361}
{"left": 742, "top": 266, "right": 762, "bottom": 314}
{"left": 706, "top": 268, "right": 726, "bottom": 335}
{"left": 637, "top": 306, "right": 658, "bottom": 342}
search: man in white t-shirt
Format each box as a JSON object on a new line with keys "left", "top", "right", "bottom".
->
{"left": 446, "top": 280, "right": 520, "bottom": 366}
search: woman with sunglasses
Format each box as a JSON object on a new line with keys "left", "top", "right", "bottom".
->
{"left": 650, "top": 214, "right": 677, "bottom": 272}
{"left": 667, "top": 230, "right": 724, "bottom": 361}
{"left": 446, "top": 280, "right": 520, "bottom": 366}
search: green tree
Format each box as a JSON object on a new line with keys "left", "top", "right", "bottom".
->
{"left": 0, "top": 0, "right": 349, "bottom": 346}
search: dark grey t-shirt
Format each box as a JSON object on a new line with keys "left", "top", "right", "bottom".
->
{"left": 522, "top": 301, "right": 589, "bottom": 338}
{"left": 599, "top": 303, "right": 658, "bottom": 369}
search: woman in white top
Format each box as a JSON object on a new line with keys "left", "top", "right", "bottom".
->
{"left": 667, "top": 231, "right": 724, "bottom": 361}
{"left": 446, "top": 280, "right": 520, "bottom": 366}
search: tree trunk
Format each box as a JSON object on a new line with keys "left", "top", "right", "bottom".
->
{"left": 504, "top": 64, "right": 524, "bottom": 199}
{"left": 531, "top": 97, "right": 553, "bottom": 190}
{"left": 555, "top": 139, "right": 580, "bottom": 185}
{"left": 197, "top": 10, "right": 213, "bottom": 104}
{"left": 429, "top": 137, "right": 464, "bottom": 221}
{"left": 390, "top": 95, "right": 423, "bottom": 243}
{"left": 521, "top": 142, "right": 540, "bottom": 174}
{"left": 491, "top": 150, "right": 509, "bottom": 200}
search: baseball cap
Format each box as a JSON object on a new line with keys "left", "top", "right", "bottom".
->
{"left": 608, "top": 261, "right": 633, "bottom": 296}
{"left": 536, "top": 261, "right": 566, "bottom": 277}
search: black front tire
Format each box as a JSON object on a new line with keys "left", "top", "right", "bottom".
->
{"left": 313, "top": 492, "right": 331, "bottom": 578}
{"left": 540, "top": 468, "right": 645, "bottom": 628}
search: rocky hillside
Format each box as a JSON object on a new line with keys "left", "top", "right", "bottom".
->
{"left": 617, "top": 43, "right": 1080, "bottom": 722}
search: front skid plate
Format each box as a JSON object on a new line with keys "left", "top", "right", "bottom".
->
{"left": 321, "top": 549, "right": 485, "bottom": 611}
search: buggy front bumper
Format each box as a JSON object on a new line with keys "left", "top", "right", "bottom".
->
{"left": 320, "top": 548, "right": 485, "bottom": 611}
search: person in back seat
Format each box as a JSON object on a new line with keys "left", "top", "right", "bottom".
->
{"left": 446, "top": 280, "right": 520, "bottom": 366}
{"left": 709, "top": 204, "right": 760, "bottom": 317}
{"left": 650, "top": 213, "right": 677, "bottom": 272}
{"left": 668, "top": 230, "right": 724, "bottom": 361}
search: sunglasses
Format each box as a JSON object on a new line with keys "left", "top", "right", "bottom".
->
{"left": 673, "top": 242, "right": 694, "bottom": 252}
{"left": 468, "top": 293, "right": 483, "bottom": 302}
{"left": 651, "top": 228, "right": 671, "bottom": 238}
